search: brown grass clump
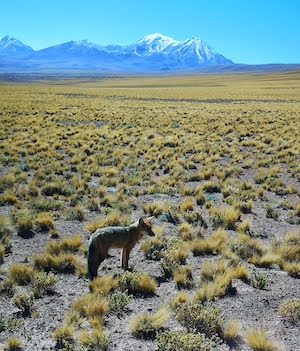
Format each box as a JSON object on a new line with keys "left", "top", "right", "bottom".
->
{"left": 191, "top": 228, "right": 228, "bottom": 256}
{"left": 9, "top": 263, "right": 35, "bottom": 285}
{"left": 209, "top": 206, "right": 241, "bottom": 230}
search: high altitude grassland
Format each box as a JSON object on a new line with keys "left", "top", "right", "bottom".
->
{"left": 0, "top": 72, "right": 300, "bottom": 351}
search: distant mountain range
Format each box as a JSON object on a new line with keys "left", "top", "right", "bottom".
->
{"left": 0, "top": 33, "right": 234, "bottom": 71}
{"left": 1, "top": 33, "right": 299, "bottom": 74}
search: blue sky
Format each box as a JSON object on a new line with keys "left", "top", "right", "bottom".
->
{"left": 1, "top": 0, "right": 299, "bottom": 64}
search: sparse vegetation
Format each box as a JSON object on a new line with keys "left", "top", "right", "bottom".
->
{"left": 0, "top": 72, "right": 299, "bottom": 350}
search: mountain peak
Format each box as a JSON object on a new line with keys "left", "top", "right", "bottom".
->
{"left": 0, "top": 35, "right": 34, "bottom": 55}
{"left": 0, "top": 33, "right": 233, "bottom": 70}
{"left": 134, "top": 33, "right": 178, "bottom": 55}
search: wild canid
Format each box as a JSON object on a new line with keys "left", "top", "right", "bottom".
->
{"left": 87, "top": 217, "right": 155, "bottom": 280}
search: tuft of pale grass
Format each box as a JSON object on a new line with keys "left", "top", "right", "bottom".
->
{"left": 34, "top": 212, "right": 54, "bottom": 231}
{"left": 191, "top": 228, "right": 228, "bottom": 256}
{"left": 9, "top": 263, "right": 35, "bottom": 285}
{"left": 130, "top": 308, "right": 169, "bottom": 338}
{"left": 170, "top": 291, "right": 189, "bottom": 309}
{"left": 222, "top": 319, "right": 240, "bottom": 345}
{"left": 173, "top": 265, "right": 194, "bottom": 289}
{"left": 88, "top": 275, "right": 119, "bottom": 295}
{"left": 210, "top": 206, "right": 241, "bottom": 230}
{"left": 52, "top": 324, "right": 75, "bottom": 349}
{"left": 142, "top": 200, "right": 171, "bottom": 216}
{"left": 179, "top": 197, "right": 194, "bottom": 212}
{"left": 118, "top": 271, "right": 157, "bottom": 296}
{"left": 76, "top": 328, "right": 110, "bottom": 350}
{"left": 244, "top": 326, "right": 278, "bottom": 351}
{"left": 72, "top": 292, "right": 108, "bottom": 323}
{"left": 3, "top": 337, "right": 22, "bottom": 351}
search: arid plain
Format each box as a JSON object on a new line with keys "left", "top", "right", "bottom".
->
{"left": 0, "top": 71, "right": 299, "bottom": 350}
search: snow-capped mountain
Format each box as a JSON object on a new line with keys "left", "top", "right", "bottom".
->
{"left": 166, "top": 38, "right": 231, "bottom": 65}
{"left": 0, "top": 36, "right": 34, "bottom": 55}
{"left": 130, "top": 33, "right": 179, "bottom": 56}
{"left": 0, "top": 33, "right": 233, "bottom": 71}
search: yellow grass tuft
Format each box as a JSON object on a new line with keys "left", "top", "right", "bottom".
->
{"left": 244, "top": 326, "right": 278, "bottom": 351}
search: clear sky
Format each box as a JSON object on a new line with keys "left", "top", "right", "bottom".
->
{"left": 1, "top": 0, "right": 299, "bottom": 64}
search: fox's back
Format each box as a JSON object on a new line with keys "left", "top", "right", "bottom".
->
{"left": 90, "top": 226, "right": 132, "bottom": 248}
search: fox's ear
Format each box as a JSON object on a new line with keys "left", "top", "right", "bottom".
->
{"left": 147, "top": 216, "right": 155, "bottom": 223}
{"left": 139, "top": 218, "right": 145, "bottom": 226}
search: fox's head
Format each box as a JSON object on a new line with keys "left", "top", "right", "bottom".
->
{"left": 138, "top": 217, "right": 155, "bottom": 237}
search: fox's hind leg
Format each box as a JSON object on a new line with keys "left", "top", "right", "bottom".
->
{"left": 88, "top": 253, "right": 106, "bottom": 280}
{"left": 87, "top": 242, "right": 106, "bottom": 280}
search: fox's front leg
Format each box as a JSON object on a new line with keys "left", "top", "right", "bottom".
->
{"left": 121, "top": 248, "right": 130, "bottom": 270}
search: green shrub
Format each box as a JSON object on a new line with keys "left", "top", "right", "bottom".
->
{"left": 108, "top": 291, "right": 132, "bottom": 313}
{"left": 11, "top": 290, "right": 34, "bottom": 317}
{"left": 157, "top": 330, "right": 222, "bottom": 351}
{"left": 278, "top": 299, "right": 300, "bottom": 325}
{"left": 172, "top": 301, "right": 223, "bottom": 337}
{"left": 32, "top": 271, "right": 58, "bottom": 298}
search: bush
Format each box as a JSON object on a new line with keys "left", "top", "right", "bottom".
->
{"left": 12, "top": 290, "right": 34, "bottom": 317}
{"left": 45, "top": 234, "right": 83, "bottom": 255}
{"left": 3, "top": 337, "right": 23, "bottom": 351}
{"left": 0, "top": 215, "right": 13, "bottom": 239}
{"left": 72, "top": 292, "right": 108, "bottom": 325}
{"left": 157, "top": 330, "right": 222, "bottom": 351}
{"left": 9, "top": 264, "right": 35, "bottom": 285}
{"left": 77, "top": 328, "right": 110, "bottom": 351}
{"left": 52, "top": 324, "right": 75, "bottom": 350}
{"left": 244, "top": 326, "right": 277, "bottom": 351}
{"left": 118, "top": 271, "right": 157, "bottom": 296}
{"left": 172, "top": 301, "right": 223, "bottom": 337}
{"left": 34, "top": 212, "right": 54, "bottom": 231}
{"left": 173, "top": 265, "right": 194, "bottom": 289}
{"left": 13, "top": 211, "right": 34, "bottom": 238}
{"left": 88, "top": 275, "right": 119, "bottom": 295}
{"left": 33, "top": 252, "right": 79, "bottom": 274}
{"left": 141, "top": 233, "right": 167, "bottom": 261}
{"left": 130, "top": 309, "right": 169, "bottom": 339}
{"left": 32, "top": 271, "right": 58, "bottom": 298}
{"left": 278, "top": 299, "right": 300, "bottom": 325}
{"left": 209, "top": 206, "right": 241, "bottom": 230}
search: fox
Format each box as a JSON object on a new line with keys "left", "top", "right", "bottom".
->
{"left": 87, "top": 217, "right": 155, "bottom": 280}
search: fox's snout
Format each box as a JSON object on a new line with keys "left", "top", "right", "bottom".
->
{"left": 148, "top": 229, "right": 155, "bottom": 237}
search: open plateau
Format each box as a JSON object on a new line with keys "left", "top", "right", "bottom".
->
{"left": 0, "top": 71, "right": 299, "bottom": 351}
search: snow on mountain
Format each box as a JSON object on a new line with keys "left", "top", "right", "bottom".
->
{"left": 0, "top": 33, "right": 233, "bottom": 70}
{"left": 165, "top": 38, "right": 233, "bottom": 65}
{"left": 0, "top": 36, "right": 34, "bottom": 55}
{"left": 131, "top": 33, "right": 179, "bottom": 56}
